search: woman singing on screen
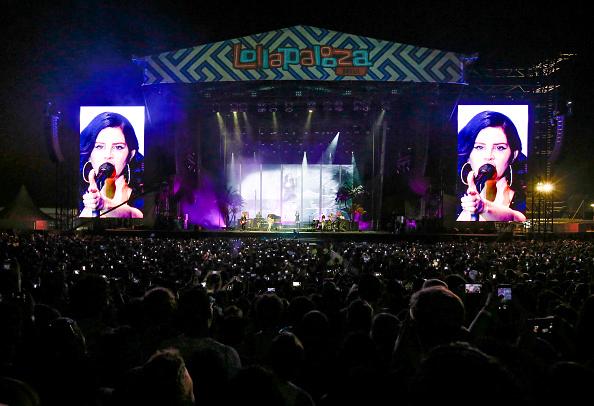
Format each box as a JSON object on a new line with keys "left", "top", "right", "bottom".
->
{"left": 457, "top": 111, "right": 526, "bottom": 222}
{"left": 79, "top": 112, "right": 144, "bottom": 218}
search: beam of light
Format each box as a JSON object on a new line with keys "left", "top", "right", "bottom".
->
{"left": 374, "top": 110, "right": 385, "bottom": 129}
{"left": 233, "top": 111, "right": 240, "bottom": 140}
{"left": 242, "top": 112, "right": 251, "bottom": 139}
{"left": 351, "top": 151, "right": 361, "bottom": 186}
{"left": 301, "top": 152, "right": 307, "bottom": 224}
{"left": 229, "top": 152, "right": 236, "bottom": 186}
{"left": 272, "top": 111, "right": 278, "bottom": 133}
{"left": 304, "top": 110, "right": 312, "bottom": 133}
{"left": 322, "top": 131, "right": 340, "bottom": 164}
{"left": 216, "top": 112, "right": 227, "bottom": 135}
{"left": 217, "top": 113, "right": 228, "bottom": 178}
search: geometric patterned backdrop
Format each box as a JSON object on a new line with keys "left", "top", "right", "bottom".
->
{"left": 138, "top": 25, "right": 467, "bottom": 85}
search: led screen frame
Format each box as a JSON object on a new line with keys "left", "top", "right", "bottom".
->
{"left": 456, "top": 105, "right": 529, "bottom": 222}
{"left": 79, "top": 106, "right": 145, "bottom": 219}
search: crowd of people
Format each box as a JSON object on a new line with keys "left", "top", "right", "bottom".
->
{"left": 1, "top": 232, "right": 593, "bottom": 405}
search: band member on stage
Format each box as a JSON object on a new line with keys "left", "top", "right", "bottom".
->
{"left": 80, "top": 112, "right": 144, "bottom": 218}
{"left": 457, "top": 111, "right": 526, "bottom": 222}
{"left": 335, "top": 211, "right": 344, "bottom": 231}
{"left": 240, "top": 212, "right": 247, "bottom": 230}
{"left": 320, "top": 214, "right": 326, "bottom": 231}
{"left": 267, "top": 214, "right": 274, "bottom": 231}
{"left": 295, "top": 211, "right": 300, "bottom": 229}
{"left": 254, "top": 211, "right": 262, "bottom": 229}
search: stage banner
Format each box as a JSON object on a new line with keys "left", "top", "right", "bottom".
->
{"left": 137, "top": 25, "right": 467, "bottom": 85}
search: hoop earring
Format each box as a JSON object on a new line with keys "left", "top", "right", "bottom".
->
{"left": 460, "top": 162, "right": 472, "bottom": 186}
{"left": 508, "top": 165, "right": 513, "bottom": 188}
{"left": 82, "top": 162, "right": 93, "bottom": 183}
{"left": 126, "top": 164, "right": 131, "bottom": 184}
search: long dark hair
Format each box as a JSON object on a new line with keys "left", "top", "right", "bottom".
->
{"left": 458, "top": 111, "right": 524, "bottom": 168}
{"left": 79, "top": 112, "right": 144, "bottom": 200}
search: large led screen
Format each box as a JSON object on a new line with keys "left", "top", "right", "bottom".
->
{"left": 79, "top": 106, "right": 145, "bottom": 218}
{"left": 456, "top": 105, "right": 528, "bottom": 222}
{"left": 229, "top": 163, "right": 353, "bottom": 225}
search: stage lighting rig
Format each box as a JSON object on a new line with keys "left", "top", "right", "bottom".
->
{"left": 353, "top": 100, "right": 369, "bottom": 112}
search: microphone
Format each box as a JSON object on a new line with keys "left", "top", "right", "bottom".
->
{"left": 471, "top": 163, "right": 496, "bottom": 221}
{"left": 93, "top": 162, "right": 116, "bottom": 217}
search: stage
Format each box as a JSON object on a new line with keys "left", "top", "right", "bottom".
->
{"left": 87, "top": 227, "right": 539, "bottom": 243}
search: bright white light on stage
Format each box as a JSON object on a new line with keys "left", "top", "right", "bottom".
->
{"left": 235, "top": 163, "right": 351, "bottom": 223}
{"left": 324, "top": 132, "right": 340, "bottom": 164}
{"left": 536, "top": 182, "right": 554, "bottom": 193}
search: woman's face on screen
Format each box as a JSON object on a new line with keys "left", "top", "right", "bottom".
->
{"left": 90, "top": 126, "right": 133, "bottom": 179}
{"left": 468, "top": 126, "right": 513, "bottom": 180}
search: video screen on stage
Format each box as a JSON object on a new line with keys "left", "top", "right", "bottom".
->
{"left": 79, "top": 106, "right": 145, "bottom": 219}
{"left": 229, "top": 163, "right": 353, "bottom": 225}
{"left": 456, "top": 105, "right": 528, "bottom": 222}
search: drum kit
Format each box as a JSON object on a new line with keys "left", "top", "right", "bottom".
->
{"left": 313, "top": 217, "right": 347, "bottom": 231}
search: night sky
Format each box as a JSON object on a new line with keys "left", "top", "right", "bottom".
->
{"left": 1, "top": 1, "right": 591, "bottom": 210}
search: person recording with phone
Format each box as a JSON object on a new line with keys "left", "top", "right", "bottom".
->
{"left": 457, "top": 111, "right": 526, "bottom": 222}
{"left": 79, "top": 112, "right": 144, "bottom": 218}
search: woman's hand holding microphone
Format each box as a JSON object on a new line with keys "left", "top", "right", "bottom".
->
{"left": 82, "top": 169, "right": 116, "bottom": 215}
{"left": 460, "top": 170, "right": 515, "bottom": 221}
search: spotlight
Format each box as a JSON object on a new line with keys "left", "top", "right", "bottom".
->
{"left": 307, "top": 101, "right": 316, "bottom": 112}
{"left": 212, "top": 103, "right": 220, "bottom": 113}
{"left": 269, "top": 103, "right": 278, "bottom": 113}
{"left": 380, "top": 101, "right": 391, "bottom": 111}
{"left": 230, "top": 103, "right": 238, "bottom": 113}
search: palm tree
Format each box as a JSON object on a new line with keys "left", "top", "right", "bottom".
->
{"left": 335, "top": 184, "right": 365, "bottom": 229}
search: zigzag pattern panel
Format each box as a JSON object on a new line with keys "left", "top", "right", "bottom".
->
{"left": 140, "top": 25, "right": 466, "bottom": 85}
